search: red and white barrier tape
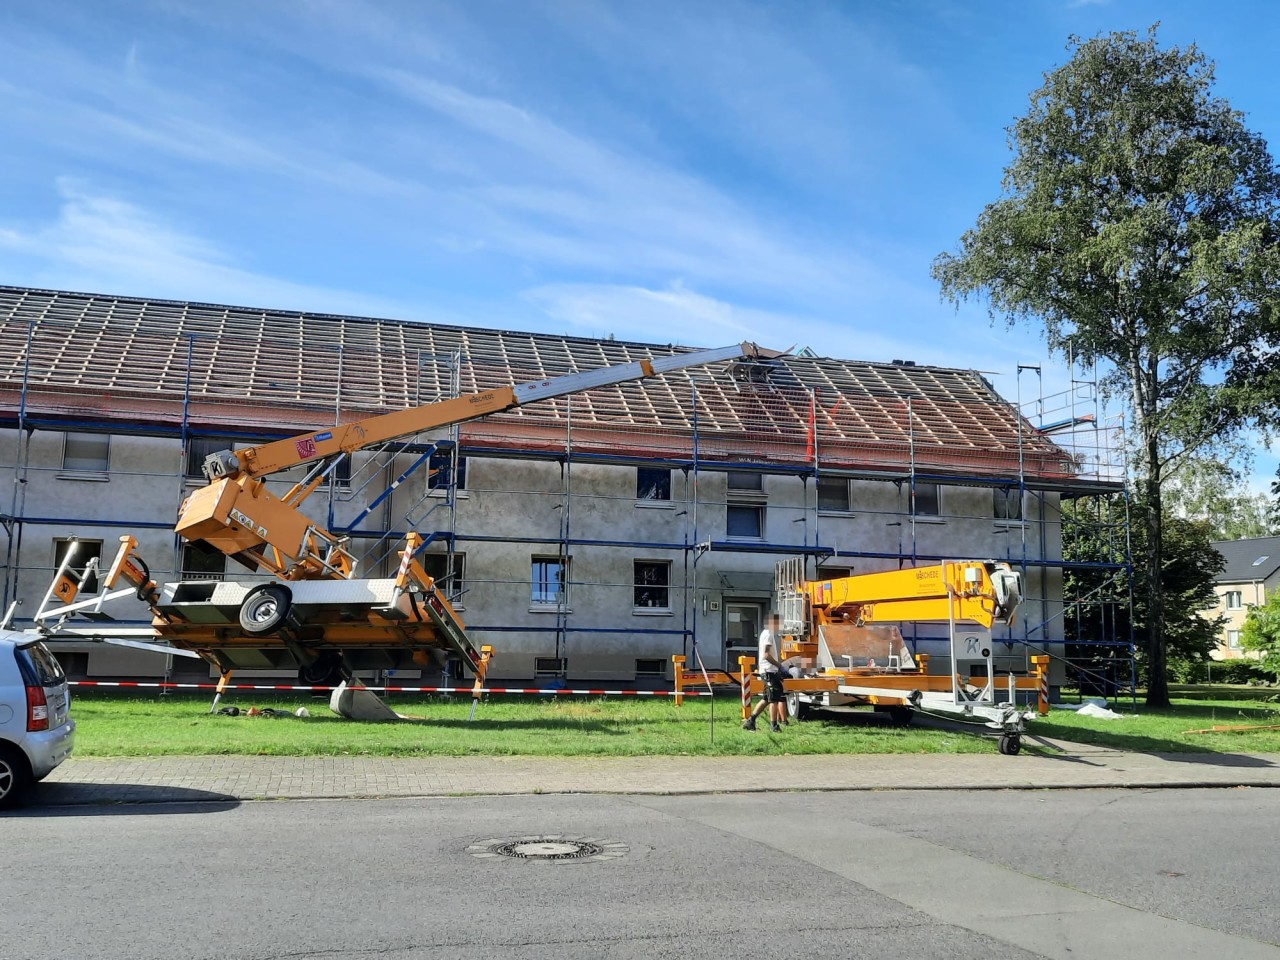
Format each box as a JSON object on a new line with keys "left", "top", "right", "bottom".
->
{"left": 69, "top": 680, "right": 710, "bottom": 696}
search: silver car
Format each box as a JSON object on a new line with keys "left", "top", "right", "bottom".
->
{"left": 0, "top": 631, "right": 75, "bottom": 808}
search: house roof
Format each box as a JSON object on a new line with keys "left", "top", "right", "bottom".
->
{"left": 1212, "top": 537, "right": 1280, "bottom": 584}
{"left": 0, "top": 285, "right": 1092, "bottom": 484}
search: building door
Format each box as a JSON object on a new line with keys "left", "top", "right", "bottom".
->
{"left": 724, "top": 601, "right": 765, "bottom": 672}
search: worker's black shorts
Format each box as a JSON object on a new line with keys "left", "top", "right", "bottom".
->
{"left": 761, "top": 672, "right": 785, "bottom": 703}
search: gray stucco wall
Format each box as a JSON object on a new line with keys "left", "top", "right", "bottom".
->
{"left": 1, "top": 426, "right": 1068, "bottom": 684}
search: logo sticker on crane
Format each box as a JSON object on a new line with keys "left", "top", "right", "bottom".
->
{"left": 296, "top": 437, "right": 317, "bottom": 459}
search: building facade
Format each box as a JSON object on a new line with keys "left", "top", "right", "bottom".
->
{"left": 0, "top": 286, "right": 1124, "bottom": 689}
{"left": 1209, "top": 537, "right": 1280, "bottom": 662}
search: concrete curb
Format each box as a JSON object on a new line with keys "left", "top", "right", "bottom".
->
{"left": 30, "top": 749, "right": 1280, "bottom": 807}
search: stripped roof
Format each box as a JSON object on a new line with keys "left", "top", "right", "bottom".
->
{"left": 0, "top": 285, "right": 1084, "bottom": 483}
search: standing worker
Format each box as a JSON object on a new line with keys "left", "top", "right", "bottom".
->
{"left": 742, "top": 612, "right": 786, "bottom": 732}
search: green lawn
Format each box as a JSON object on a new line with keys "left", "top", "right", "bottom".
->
{"left": 67, "top": 689, "right": 1280, "bottom": 758}
{"left": 1033, "top": 697, "right": 1280, "bottom": 753}
{"left": 70, "top": 692, "right": 997, "bottom": 758}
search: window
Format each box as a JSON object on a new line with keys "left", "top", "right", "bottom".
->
{"left": 330, "top": 455, "right": 352, "bottom": 488}
{"left": 1225, "top": 591, "right": 1243, "bottom": 610}
{"left": 727, "top": 504, "right": 764, "bottom": 539}
{"left": 817, "top": 476, "right": 850, "bottom": 512}
{"left": 637, "top": 467, "right": 671, "bottom": 501}
{"left": 421, "top": 552, "right": 466, "bottom": 603}
{"left": 535, "top": 657, "right": 567, "bottom": 678}
{"left": 634, "top": 560, "right": 671, "bottom": 609}
{"left": 532, "top": 556, "right": 569, "bottom": 605}
{"left": 1227, "top": 630, "right": 1243, "bottom": 649}
{"left": 52, "top": 538, "right": 103, "bottom": 595}
{"left": 181, "top": 541, "right": 226, "bottom": 579}
{"left": 1253, "top": 555, "right": 1271, "bottom": 567}
{"left": 912, "top": 481, "right": 940, "bottom": 517}
{"left": 186, "top": 438, "right": 226, "bottom": 479}
{"left": 994, "top": 488, "right": 1023, "bottom": 521}
{"left": 61, "top": 432, "right": 110, "bottom": 475}
{"left": 727, "top": 471, "right": 763, "bottom": 491}
{"left": 818, "top": 566, "right": 853, "bottom": 582}
{"left": 427, "top": 450, "right": 467, "bottom": 490}
{"left": 635, "top": 658, "right": 667, "bottom": 678}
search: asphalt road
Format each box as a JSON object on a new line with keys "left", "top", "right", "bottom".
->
{"left": 2, "top": 788, "right": 1277, "bottom": 959}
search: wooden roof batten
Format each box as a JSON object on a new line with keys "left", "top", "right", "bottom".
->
{"left": 0, "top": 285, "right": 1091, "bottom": 485}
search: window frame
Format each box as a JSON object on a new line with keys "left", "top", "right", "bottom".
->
{"left": 636, "top": 467, "right": 672, "bottom": 503}
{"left": 181, "top": 541, "right": 227, "bottom": 580}
{"left": 726, "top": 471, "right": 764, "bottom": 492}
{"left": 1227, "top": 629, "right": 1243, "bottom": 649}
{"left": 816, "top": 476, "right": 851, "bottom": 513}
{"left": 427, "top": 449, "right": 467, "bottom": 491}
{"left": 633, "top": 559, "right": 672, "bottom": 611}
{"left": 52, "top": 537, "right": 104, "bottom": 595}
{"left": 912, "top": 481, "right": 941, "bottom": 518}
{"left": 420, "top": 551, "right": 466, "bottom": 605}
{"left": 993, "top": 487, "right": 1024, "bottom": 522}
{"left": 534, "top": 656, "right": 567, "bottom": 678}
{"left": 185, "top": 437, "right": 228, "bottom": 481}
{"left": 726, "top": 503, "right": 764, "bottom": 540}
{"left": 60, "top": 431, "right": 111, "bottom": 477}
{"left": 531, "top": 555, "right": 570, "bottom": 607}
{"left": 635, "top": 658, "right": 667, "bottom": 678}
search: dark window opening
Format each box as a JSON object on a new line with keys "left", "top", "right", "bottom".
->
{"left": 637, "top": 467, "right": 672, "bottom": 501}
{"left": 727, "top": 504, "right": 763, "bottom": 539}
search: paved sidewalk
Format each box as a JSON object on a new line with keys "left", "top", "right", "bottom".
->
{"left": 33, "top": 737, "right": 1280, "bottom": 805}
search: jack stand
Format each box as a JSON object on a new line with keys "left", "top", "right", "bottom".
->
{"left": 468, "top": 645, "right": 494, "bottom": 722}
{"left": 210, "top": 670, "right": 234, "bottom": 714}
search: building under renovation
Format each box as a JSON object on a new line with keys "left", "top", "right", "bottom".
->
{"left": 0, "top": 286, "right": 1129, "bottom": 690}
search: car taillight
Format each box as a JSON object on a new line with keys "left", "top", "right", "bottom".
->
{"left": 26, "top": 685, "right": 49, "bottom": 732}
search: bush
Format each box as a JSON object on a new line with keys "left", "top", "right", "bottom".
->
{"left": 1189, "top": 659, "right": 1266, "bottom": 685}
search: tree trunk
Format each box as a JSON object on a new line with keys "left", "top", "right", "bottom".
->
{"left": 1144, "top": 432, "right": 1170, "bottom": 708}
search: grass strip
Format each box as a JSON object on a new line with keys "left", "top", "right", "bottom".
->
{"left": 66, "top": 690, "right": 1280, "bottom": 758}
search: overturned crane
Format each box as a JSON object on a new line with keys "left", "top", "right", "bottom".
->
{"left": 35, "top": 342, "right": 767, "bottom": 715}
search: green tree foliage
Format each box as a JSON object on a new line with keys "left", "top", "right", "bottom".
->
{"left": 1241, "top": 590, "right": 1280, "bottom": 682}
{"left": 934, "top": 28, "right": 1280, "bottom": 706}
{"left": 1164, "top": 454, "right": 1275, "bottom": 540}
{"left": 1062, "top": 496, "right": 1224, "bottom": 688}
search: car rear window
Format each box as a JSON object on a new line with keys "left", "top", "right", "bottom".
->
{"left": 16, "top": 641, "right": 66, "bottom": 686}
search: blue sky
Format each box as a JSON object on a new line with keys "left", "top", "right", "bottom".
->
{"left": 1, "top": 1, "right": 1277, "bottom": 488}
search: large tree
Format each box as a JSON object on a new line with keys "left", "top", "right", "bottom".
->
{"left": 1164, "top": 453, "right": 1275, "bottom": 541}
{"left": 1062, "top": 497, "right": 1223, "bottom": 688}
{"left": 934, "top": 28, "right": 1280, "bottom": 707}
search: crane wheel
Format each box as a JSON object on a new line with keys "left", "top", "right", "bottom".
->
{"left": 298, "top": 651, "right": 347, "bottom": 688}
{"left": 238, "top": 584, "right": 293, "bottom": 636}
{"left": 885, "top": 706, "right": 914, "bottom": 727}
{"left": 998, "top": 733, "right": 1022, "bottom": 756}
{"left": 785, "top": 692, "right": 811, "bottom": 721}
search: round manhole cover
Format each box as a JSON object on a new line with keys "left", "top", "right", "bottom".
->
{"left": 467, "top": 835, "right": 628, "bottom": 863}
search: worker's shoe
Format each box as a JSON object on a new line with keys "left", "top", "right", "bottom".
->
{"left": 741, "top": 717, "right": 757, "bottom": 731}
{"left": 771, "top": 722, "right": 782, "bottom": 733}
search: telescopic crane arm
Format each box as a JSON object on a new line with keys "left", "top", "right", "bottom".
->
{"left": 804, "top": 561, "right": 1022, "bottom": 629}
{"left": 177, "top": 342, "right": 765, "bottom": 581}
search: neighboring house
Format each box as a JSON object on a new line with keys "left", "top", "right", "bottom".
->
{"left": 0, "top": 286, "right": 1121, "bottom": 687}
{"left": 1209, "top": 536, "right": 1280, "bottom": 661}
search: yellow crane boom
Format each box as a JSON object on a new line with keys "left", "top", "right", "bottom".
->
{"left": 176, "top": 342, "right": 764, "bottom": 580}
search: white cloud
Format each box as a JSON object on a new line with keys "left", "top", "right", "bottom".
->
{"left": 0, "top": 181, "right": 417, "bottom": 320}
{"left": 524, "top": 280, "right": 1029, "bottom": 372}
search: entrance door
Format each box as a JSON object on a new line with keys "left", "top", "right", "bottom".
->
{"left": 724, "top": 601, "right": 765, "bottom": 672}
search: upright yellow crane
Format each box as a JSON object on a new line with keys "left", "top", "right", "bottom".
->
{"left": 749, "top": 558, "right": 1041, "bottom": 754}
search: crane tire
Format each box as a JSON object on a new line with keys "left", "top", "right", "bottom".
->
{"left": 238, "top": 584, "right": 293, "bottom": 636}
